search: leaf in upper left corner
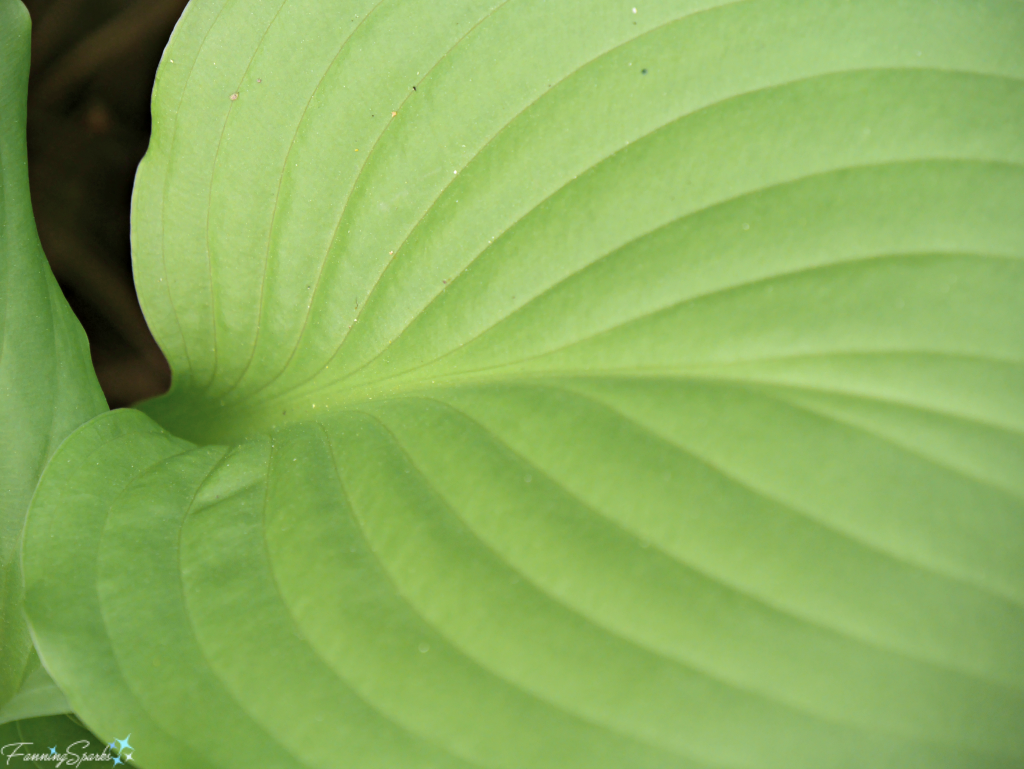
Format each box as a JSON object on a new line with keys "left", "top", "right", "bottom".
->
{"left": 0, "top": 0, "right": 107, "bottom": 710}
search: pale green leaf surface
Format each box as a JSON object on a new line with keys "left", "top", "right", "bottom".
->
{"left": 0, "top": 0, "right": 106, "bottom": 712}
{"left": 22, "top": 0, "right": 1024, "bottom": 766}
{"left": 0, "top": 714, "right": 118, "bottom": 767}
{"left": 0, "top": 655, "right": 70, "bottom": 726}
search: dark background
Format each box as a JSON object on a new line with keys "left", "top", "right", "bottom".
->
{"left": 23, "top": 0, "right": 183, "bottom": 407}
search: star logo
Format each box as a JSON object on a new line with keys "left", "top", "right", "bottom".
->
{"left": 49, "top": 747, "right": 57, "bottom": 755}
{"left": 112, "top": 758, "right": 122, "bottom": 766}
{"left": 124, "top": 752, "right": 133, "bottom": 762}
{"left": 115, "top": 735, "right": 133, "bottom": 754}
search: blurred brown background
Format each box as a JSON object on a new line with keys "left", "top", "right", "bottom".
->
{"left": 23, "top": 0, "right": 184, "bottom": 407}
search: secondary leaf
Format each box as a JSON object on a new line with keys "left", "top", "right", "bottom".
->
{"left": 23, "top": 0, "right": 1024, "bottom": 766}
{"left": 0, "top": 714, "right": 115, "bottom": 767}
{"left": 0, "top": 0, "right": 106, "bottom": 711}
{"left": 0, "top": 657, "right": 69, "bottom": 726}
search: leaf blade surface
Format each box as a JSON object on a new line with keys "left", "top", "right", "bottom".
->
{"left": 23, "top": 0, "right": 1024, "bottom": 766}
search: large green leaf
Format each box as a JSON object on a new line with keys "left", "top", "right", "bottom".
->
{"left": 0, "top": 714, "right": 118, "bottom": 767}
{"left": 23, "top": 0, "right": 1024, "bottom": 766}
{"left": 0, "top": 0, "right": 106, "bottom": 712}
{"left": 0, "top": 655, "right": 69, "bottom": 726}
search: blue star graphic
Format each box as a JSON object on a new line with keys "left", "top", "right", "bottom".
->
{"left": 108, "top": 742, "right": 117, "bottom": 752}
{"left": 112, "top": 758, "right": 122, "bottom": 766}
{"left": 115, "top": 735, "right": 133, "bottom": 754}
{"left": 49, "top": 747, "right": 56, "bottom": 755}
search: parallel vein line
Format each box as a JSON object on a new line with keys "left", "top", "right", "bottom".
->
{"left": 320, "top": 0, "right": 755, "bottom": 365}
{"left": 228, "top": 431, "right": 485, "bottom": 769}
{"left": 217, "top": 0, "right": 521, "bottom": 404}
{"left": 307, "top": 77, "right": 1024, "bottom": 394}
{"left": 416, "top": 392, "right": 1024, "bottom": 699}
{"left": 651, "top": 361, "right": 1024, "bottom": 436}
{"left": 363, "top": 405, "right": 1019, "bottom": 759}
{"left": 88, "top": 437, "right": 217, "bottom": 769}
{"left": 743, "top": 381, "right": 1024, "bottom": 502}
{"left": 210, "top": 0, "right": 398, "bottom": 398}
{"left": 201, "top": 0, "right": 292, "bottom": 392}
{"left": 301, "top": 218, "right": 1020, "bottom": 400}
{"left": 342, "top": 225, "right": 1022, "bottom": 395}
{"left": 227, "top": 0, "right": 753, "bottom": 406}
{"left": 349, "top": 411, "right": 725, "bottom": 767}
{"left": 337, "top": 236, "right": 1022, "bottom": 393}
{"left": 546, "top": 380, "right": 1024, "bottom": 613}
{"left": 315, "top": 421, "right": 584, "bottom": 769}
{"left": 155, "top": 0, "right": 235, "bottom": 383}
{"left": 166, "top": 445, "right": 315, "bottom": 768}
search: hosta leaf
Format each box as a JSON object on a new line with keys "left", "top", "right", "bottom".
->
{"left": 0, "top": 657, "right": 69, "bottom": 726}
{"left": 23, "top": 0, "right": 1024, "bottom": 766}
{"left": 0, "top": 0, "right": 106, "bottom": 711}
{"left": 0, "top": 714, "right": 115, "bottom": 767}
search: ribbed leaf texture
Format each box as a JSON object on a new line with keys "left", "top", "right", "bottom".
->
{"left": 18, "top": 0, "right": 1024, "bottom": 766}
